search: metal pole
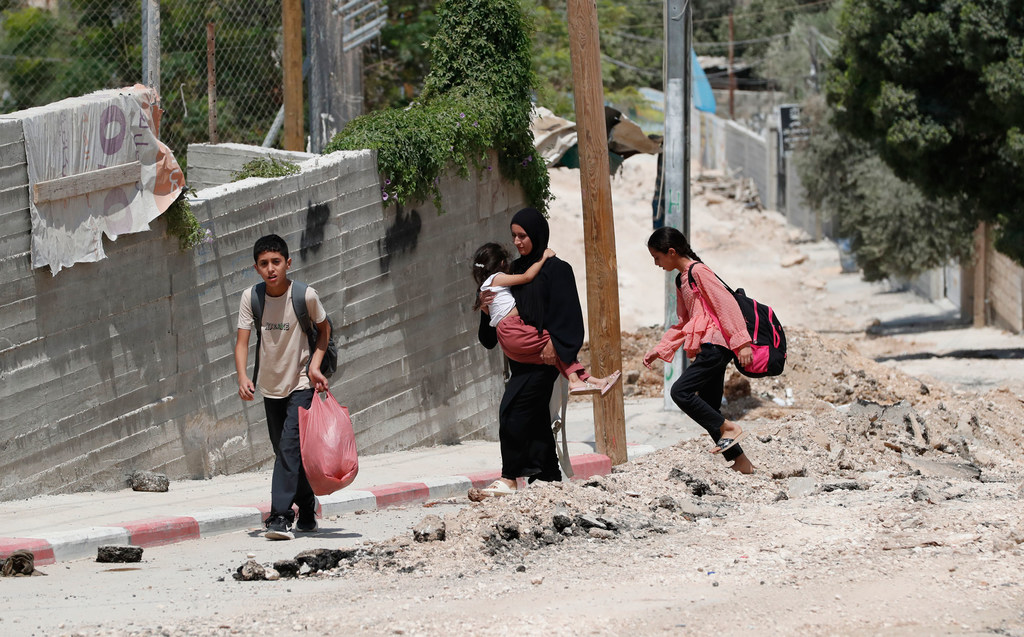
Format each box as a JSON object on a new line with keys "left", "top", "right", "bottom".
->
{"left": 663, "top": 0, "right": 692, "bottom": 410}
{"left": 141, "top": 0, "right": 160, "bottom": 94}
{"left": 206, "top": 23, "right": 219, "bottom": 144}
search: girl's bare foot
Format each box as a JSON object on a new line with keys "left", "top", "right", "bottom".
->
{"left": 728, "top": 453, "right": 755, "bottom": 474}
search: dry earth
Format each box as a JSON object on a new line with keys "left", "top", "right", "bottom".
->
{"left": 71, "top": 157, "right": 1024, "bottom": 636}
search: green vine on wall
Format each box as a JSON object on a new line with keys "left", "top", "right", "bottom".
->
{"left": 231, "top": 158, "right": 301, "bottom": 181}
{"left": 164, "top": 187, "right": 211, "bottom": 250}
{"left": 323, "top": 0, "right": 550, "bottom": 213}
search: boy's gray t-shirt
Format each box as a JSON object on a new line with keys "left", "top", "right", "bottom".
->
{"left": 237, "top": 282, "right": 327, "bottom": 399}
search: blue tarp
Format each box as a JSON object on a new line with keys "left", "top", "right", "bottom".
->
{"left": 692, "top": 49, "right": 716, "bottom": 114}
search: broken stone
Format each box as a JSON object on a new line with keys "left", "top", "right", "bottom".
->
{"left": 677, "top": 500, "right": 714, "bottom": 521}
{"left": 589, "top": 528, "right": 615, "bottom": 540}
{"left": 264, "top": 568, "right": 280, "bottom": 581}
{"left": 467, "top": 488, "right": 487, "bottom": 502}
{"left": 233, "top": 559, "right": 266, "bottom": 581}
{"left": 495, "top": 514, "right": 520, "bottom": 541}
{"left": 900, "top": 455, "right": 982, "bottom": 481}
{"left": 295, "top": 548, "right": 341, "bottom": 572}
{"left": 911, "top": 485, "right": 939, "bottom": 503}
{"left": 787, "top": 477, "right": 817, "bottom": 499}
{"left": 412, "top": 515, "right": 446, "bottom": 542}
{"left": 127, "top": 470, "right": 169, "bottom": 493}
{"left": 625, "top": 369, "right": 641, "bottom": 384}
{"left": 820, "top": 481, "right": 864, "bottom": 492}
{"left": 575, "top": 514, "right": 607, "bottom": 530}
{"left": 771, "top": 465, "right": 806, "bottom": 480}
{"left": 656, "top": 495, "right": 677, "bottom": 511}
{"left": 774, "top": 491, "right": 789, "bottom": 502}
{"left": 96, "top": 546, "right": 143, "bottom": 563}
{"left": 667, "top": 468, "right": 711, "bottom": 497}
{"left": 552, "top": 509, "right": 573, "bottom": 532}
{"left": 0, "top": 550, "right": 36, "bottom": 576}
{"left": 274, "top": 559, "right": 300, "bottom": 578}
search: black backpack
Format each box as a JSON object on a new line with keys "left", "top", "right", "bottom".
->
{"left": 681, "top": 264, "right": 786, "bottom": 378}
{"left": 250, "top": 281, "right": 338, "bottom": 383}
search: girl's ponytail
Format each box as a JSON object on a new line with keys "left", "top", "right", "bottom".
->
{"left": 647, "top": 227, "right": 701, "bottom": 262}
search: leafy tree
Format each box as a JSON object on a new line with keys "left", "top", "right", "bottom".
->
{"left": 762, "top": 6, "right": 840, "bottom": 101}
{"left": 795, "top": 96, "right": 975, "bottom": 282}
{"left": 828, "top": 0, "right": 1024, "bottom": 264}
{"left": 0, "top": 0, "right": 284, "bottom": 165}
{"left": 363, "top": 0, "right": 439, "bottom": 111}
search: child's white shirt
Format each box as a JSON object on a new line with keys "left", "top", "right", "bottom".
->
{"left": 481, "top": 273, "right": 516, "bottom": 327}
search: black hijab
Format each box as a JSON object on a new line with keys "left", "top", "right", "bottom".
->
{"left": 509, "top": 207, "right": 549, "bottom": 273}
{"left": 508, "top": 208, "right": 550, "bottom": 333}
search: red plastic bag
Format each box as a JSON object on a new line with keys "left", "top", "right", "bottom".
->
{"left": 298, "top": 390, "right": 359, "bottom": 495}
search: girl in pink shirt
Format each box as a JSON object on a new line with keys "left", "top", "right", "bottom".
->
{"left": 642, "top": 227, "right": 755, "bottom": 474}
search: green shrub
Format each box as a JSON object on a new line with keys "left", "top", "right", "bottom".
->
{"left": 231, "top": 157, "right": 301, "bottom": 181}
{"left": 324, "top": 0, "right": 550, "bottom": 213}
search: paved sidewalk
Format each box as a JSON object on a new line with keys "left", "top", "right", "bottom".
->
{"left": 0, "top": 398, "right": 704, "bottom": 565}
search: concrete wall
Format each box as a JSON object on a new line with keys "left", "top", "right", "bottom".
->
{"left": 0, "top": 126, "right": 520, "bottom": 500}
{"left": 186, "top": 143, "right": 316, "bottom": 191}
{"left": 985, "top": 239, "right": 1024, "bottom": 332}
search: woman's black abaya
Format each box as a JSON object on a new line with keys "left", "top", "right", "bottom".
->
{"left": 478, "top": 208, "right": 585, "bottom": 482}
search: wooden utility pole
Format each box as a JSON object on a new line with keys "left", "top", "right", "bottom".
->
{"left": 282, "top": 0, "right": 304, "bottom": 151}
{"left": 566, "top": 0, "right": 627, "bottom": 465}
{"left": 206, "top": 23, "right": 219, "bottom": 144}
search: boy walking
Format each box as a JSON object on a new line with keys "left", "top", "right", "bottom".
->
{"left": 235, "top": 234, "right": 331, "bottom": 540}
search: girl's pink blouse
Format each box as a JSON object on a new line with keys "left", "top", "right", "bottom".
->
{"left": 654, "top": 262, "right": 752, "bottom": 362}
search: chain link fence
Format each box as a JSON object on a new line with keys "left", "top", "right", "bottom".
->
{"left": 0, "top": 0, "right": 285, "bottom": 172}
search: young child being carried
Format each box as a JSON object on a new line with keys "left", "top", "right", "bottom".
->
{"left": 472, "top": 242, "right": 620, "bottom": 395}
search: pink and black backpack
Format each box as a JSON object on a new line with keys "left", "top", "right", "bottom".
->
{"left": 680, "top": 264, "right": 787, "bottom": 378}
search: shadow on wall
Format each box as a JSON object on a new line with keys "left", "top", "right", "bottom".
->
{"left": 378, "top": 205, "right": 422, "bottom": 274}
{"left": 301, "top": 201, "right": 331, "bottom": 262}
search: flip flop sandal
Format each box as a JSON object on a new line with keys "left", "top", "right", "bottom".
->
{"left": 568, "top": 382, "right": 601, "bottom": 395}
{"left": 480, "top": 480, "right": 516, "bottom": 497}
{"left": 600, "top": 370, "right": 622, "bottom": 396}
{"left": 711, "top": 430, "right": 748, "bottom": 454}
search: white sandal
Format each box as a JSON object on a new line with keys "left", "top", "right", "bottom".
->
{"left": 481, "top": 479, "right": 516, "bottom": 497}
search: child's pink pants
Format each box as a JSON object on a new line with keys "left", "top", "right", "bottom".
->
{"left": 496, "top": 316, "right": 590, "bottom": 380}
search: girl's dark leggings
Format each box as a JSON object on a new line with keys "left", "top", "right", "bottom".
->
{"left": 670, "top": 343, "right": 744, "bottom": 462}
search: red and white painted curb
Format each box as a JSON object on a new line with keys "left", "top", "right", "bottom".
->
{"left": 0, "top": 453, "right": 611, "bottom": 565}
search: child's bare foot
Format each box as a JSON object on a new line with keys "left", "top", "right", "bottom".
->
{"left": 728, "top": 453, "right": 755, "bottom": 474}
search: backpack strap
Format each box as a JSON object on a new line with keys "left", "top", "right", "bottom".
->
{"left": 289, "top": 281, "right": 321, "bottom": 375}
{"left": 686, "top": 262, "right": 728, "bottom": 338}
{"left": 249, "top": 282, "right": 267, "bottom": 384}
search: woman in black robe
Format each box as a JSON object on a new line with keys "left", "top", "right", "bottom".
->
{"left": 478, "top": 207, "right": 585, "bottom": 493}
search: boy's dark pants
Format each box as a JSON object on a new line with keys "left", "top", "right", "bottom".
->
{"left": 263, "top": 388, "right": 316, "bottom": 521}
{"left": 670, "top": 343, "right": 745, "bottom": 462}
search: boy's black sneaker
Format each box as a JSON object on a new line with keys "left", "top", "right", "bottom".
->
{"left": 264, "top": 515, "right": 294, "bottom": 540}
{"left": 296, "top": 510, "right": 318, "bottom": 533}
